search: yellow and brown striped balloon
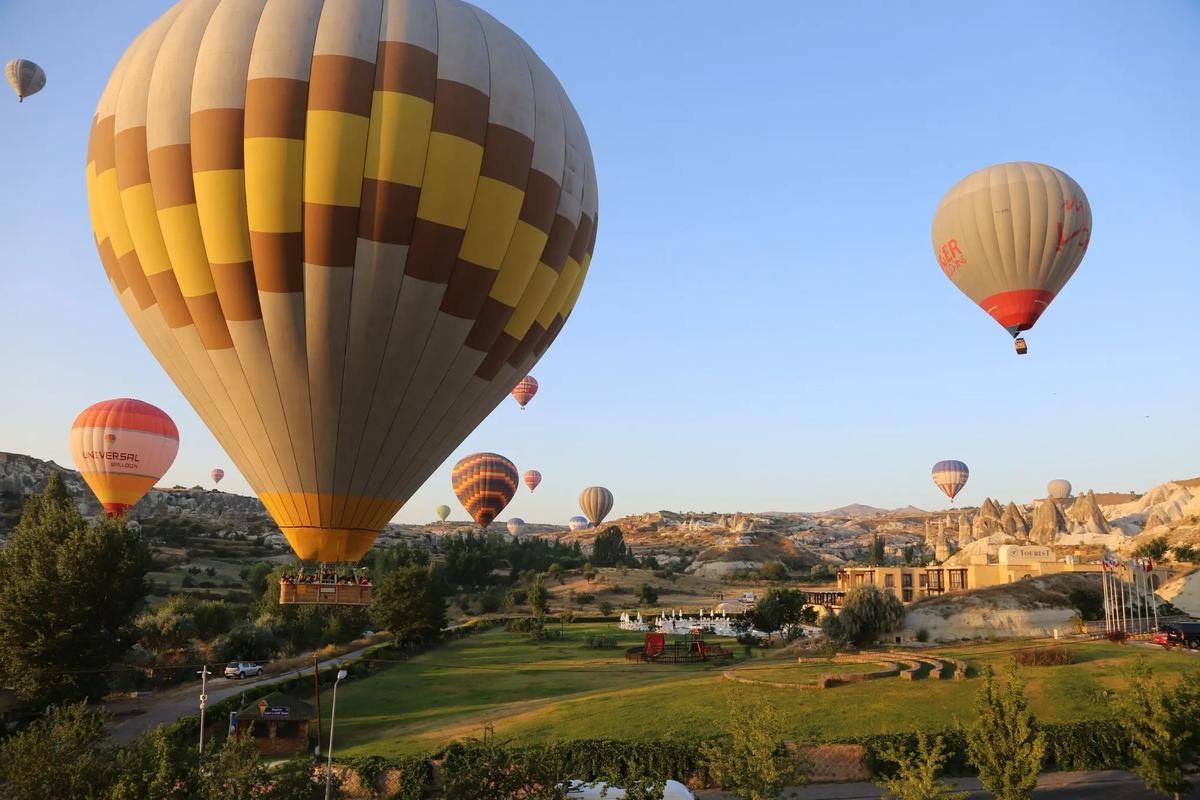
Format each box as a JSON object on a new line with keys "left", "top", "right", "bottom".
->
{"left": 451, "top": 452, "right": 518, "bottom": 529}
{"left": 86, "top": 0, "right": 597, "bottom": 563}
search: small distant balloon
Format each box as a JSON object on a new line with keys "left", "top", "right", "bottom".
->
{"left": 507, "top": 518, "right": 526, "bottom": 538}
{"left": 5, "top": 59, "right": 45, "bottom": 102}
{"left": 70, "top": 398, "right": 178, "bottom": 517}
{"left": 511, "top": 376, "right": 538, "bottom": 410}
{"left": 210, "top": 468, "right": 224, "bottom": 485}
{"left": 452, "top": 453, "right": 519, "bottom": 529}
{"left": 931, "top": 460, "right": 969, "bottom": 502}
{"left": 523, "top": 470, "right": 542, "bottom": 492}
{"left": 1047, "top": 479, "right": 1072, "bottom": 500}
{"left": 436, "top": 505, "right": 451, "bottom": 522}
{"left": 579, "top": 486, "right": 614, "bottom": 527}
{"left": 568, "top": 516, "right": 588, "bottom": 532}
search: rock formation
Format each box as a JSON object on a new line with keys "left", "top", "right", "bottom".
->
{"left": 972, "top": 498, "right": 1004, "bottom": 540}
{"left": 1029, "top": 500, "right": 1068, "bottom": 546}
{"left": 1065, "top": 490, "right": 1111, "bottom": 535}
{"left": 1001, "top": 502, "right": 1029, "bottom": 537}
{"left": 958, "top": 511, "right": 973, "bottom": 545}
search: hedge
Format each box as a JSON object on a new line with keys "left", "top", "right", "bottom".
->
{"left": 854, "top": 718, "right": 1131, "bottom": 778}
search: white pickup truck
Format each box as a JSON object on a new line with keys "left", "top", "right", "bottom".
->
{"left": 223, "top": 661, "right": 263, "bottom": 679}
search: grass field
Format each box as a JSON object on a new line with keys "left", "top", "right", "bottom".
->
{"left": 318, "top": 624, "right": 1200, "bottom": 758}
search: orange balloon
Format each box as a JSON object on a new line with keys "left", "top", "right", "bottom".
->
{"left": 70, "top": 398, "right": 179, "bottom": 517}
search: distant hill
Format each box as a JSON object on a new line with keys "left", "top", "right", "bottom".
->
{"left": 811, "top": 503, "right": 927, "bottom": 518}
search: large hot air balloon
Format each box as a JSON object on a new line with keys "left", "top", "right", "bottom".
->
{"left": 579, "top": 486, "right": 613, "bottom": 527}
{"left": 210, "top": 468, "right": 225, "bottom": 484}
{"left": 5, "top": 59, "right": 45, "bottom": 102}
{"left": 511, "top": 375, "right": 538, "bottom": 410}
{"left": 932, "top": 162, "right": 1091, "bottom": 354}
{"left": 452, "top": 453, "right": 519, "bottom": 529}
{"left": 87, "top": 0, "right": 597, "bottom": 569}
{"left": 568, "top": 515, "right": 587, "bottom": 531}
{"left": 436, "top": 504, "right": 451, "bottom": 522}
{"left": 507, "top": 518, "right": 525, "bottom": 537}
{"left": 523, "top": 469, "right": 542, "bottom": 492}
{"left": 1047, "top": 479, "right": 1072, "bottom": 500}
{"left": 70, "top": 398, "right": 179, "bottom": 517}
{"left": 931, "top": 460, "right": 969, "bottom": 502}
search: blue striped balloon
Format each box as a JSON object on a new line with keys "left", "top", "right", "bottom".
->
{"left": 931, "top": 460, "right": 969, "bottom": 501}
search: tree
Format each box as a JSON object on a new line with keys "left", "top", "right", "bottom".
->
{"left": 591, "top": 526, "right": 629, "bottom": 567}
{"left": 901, "top": 545, "right": 916, "bottom": 565}
{"left": 0, "top": 701, "right": 113, "bottom": 798}
{"left": 1171, "top": 544, "right": 1198, "bottom": 564}
{"left": 637, "top": 583, "right": 659, "bottom": 606}
{"left": 1134, "top": 535, "right": 1170, "bottom": 560}
{"left": 582, "top": 562, "right": 596, "bottom": 583}
{"left": 198, "top": 734, "right": 267, "bottom": 799}
{"left": 526, "top": 574, "right": 550, "bottom": 617}
{"left": 701, "top": 687, "right": 805, "bottom": 800}
{"left": 868, "top": 534, "right": 885, "bottom": 565}
{"left": 598, "top": 600, "right": 614, "bottom": 616}
{"left": 1112, "top": 660, "right": 1200, "bottom": 800}
{"left": 878, "top": 733, "right": 967, "bottom": 800}
{"left": 0, "top": 473, "right": 150, "bottom": 703}
{"left": 371, "top": 565, "right": 447, "bottom": 645}
{"left": 547, "top": 562, "right": 564, "bottom": 584}
{"left": 823, "top": 584, "right": 904, "bottom": 648}
{"left": 241, "top": 561, "right": 275, "bottom": 598}
{"left": 752, "top": 589, "right": 816, "bottom": 638}
{"left": 759, "top": 560, "right": 787, "bottom": 581}
{"left": 109, "top": 726, "right": 197, "bottom": 800}
{"left": 966, "top": 664, "right": 1046, "bottom": 800}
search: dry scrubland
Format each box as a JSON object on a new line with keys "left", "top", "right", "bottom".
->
{"left": 321, "top": 623, "right": 1199, "bottom": 759}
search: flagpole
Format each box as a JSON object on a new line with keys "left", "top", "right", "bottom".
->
{"left": 1104, "top": 563, "right": 1113, "bottom": 634}
{"left": 1101, "top": 562, "right": 1110, "bottom": 634}
{"left": 1117, "top": 563, "right": 1127, "bottom": 636}
{"left": 1149, "top": 559, "right": 1159, "bottom": 631}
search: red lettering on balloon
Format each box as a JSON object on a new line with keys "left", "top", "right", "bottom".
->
{"left": 1055, "top": 223, "right": 1090, "bottom": 253}
{"left": 938, "top": 239, "right": 967, "bottom": 277}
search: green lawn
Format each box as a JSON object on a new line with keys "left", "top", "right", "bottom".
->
{"left": 320, "top": 625, "right": 1199, "bottom": 759}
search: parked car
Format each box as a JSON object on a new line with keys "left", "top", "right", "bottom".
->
{"left": 1152, "top": 622, "right": 1200, "bottom": 650}
{"left": 224, "top": 661, "right": 264, "bottom": 679}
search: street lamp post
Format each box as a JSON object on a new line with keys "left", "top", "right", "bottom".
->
{"left": 324, "top": 668, "right": 348, "bottom": 800}
{"left": 197, "top": 666, "right": 211, "bottom": 759}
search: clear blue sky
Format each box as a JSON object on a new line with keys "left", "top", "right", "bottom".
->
{"left": 1, "top": 1, "right": 1197, "bottom": 524}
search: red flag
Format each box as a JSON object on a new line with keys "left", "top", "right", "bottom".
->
{"left": 1147, "top": 557, "right": 1154, "bottom": 572}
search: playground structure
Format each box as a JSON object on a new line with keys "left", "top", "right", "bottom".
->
{"left": 625, "top": 629, "right": 734, "bottom": 664}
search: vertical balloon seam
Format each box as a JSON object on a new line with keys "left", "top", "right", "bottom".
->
{"left": 383, "top": 58, "right": 589, "bottom": 503}
{"left": 343, "top": 0, "right": 493, "bottom": 523}
{"left": 364, "top": 25, "right": 571, "bottom": 515}
{"left": 192, "top": 0, "right": 310, "bottom": 532}
{"left": 336, "top": 0, "right": 442, "bottom": 511}
{"left": 350, "top": 2, "right": 504, "bottom": 521}
{"left": 119, "top": 3, "right": 271, "bottom": 495}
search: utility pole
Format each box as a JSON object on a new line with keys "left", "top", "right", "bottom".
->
{"left": 197, "top": 665, "right": 211, "bottom": 759}
{"left": 312, "top": 652, "right": 323, "bottom": 756}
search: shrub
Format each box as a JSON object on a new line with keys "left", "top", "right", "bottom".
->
{"left": 637, "top": 583, "right": 659, "bottom": 605}
{"left": 876, "top": 733, "right": 967, "bottom": 800}
{"left": 701, "top": 687, "right": 806, "bottom": 798}
{"left": 1133, "top": 535, "right": 1170, "bottom": 560}
{"left": 598, "top": 601, "right": 614, "bottom": 616}
{"left": 1013, "top": 646, "right": 1074, "bottom": 667}
{"left": 967, "top": 664, "right": 1045, "bottom": 800}
{"left": 915, "top": 628, "right": 929, "bottom": 643}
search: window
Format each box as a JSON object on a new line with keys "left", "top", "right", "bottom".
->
{"left": 919, "top": 574, "right": 928, "bottom": 588}
{"left": 901, "top": 573, "right": 912, "bottom": 588}
{"left": 902, "top": 589, "right": 912, "bottom": 602}
{"left": 884, "top": 574, "right": 895, "bottom": 588}
{"left": 949, "top": 570, "right": 965, "bottom": 590}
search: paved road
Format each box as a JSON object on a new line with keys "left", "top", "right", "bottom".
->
{"left": 106, "top": 643, "right": 378, "bottom": 745}
{"left": 695, "top": 771, "right": 1198, "bottom": 799}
